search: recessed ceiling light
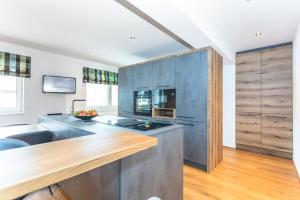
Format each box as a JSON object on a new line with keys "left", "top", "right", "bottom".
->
{"left": 130, "top": 36, "right": 136, "bottom": 40}
{"left": 255, "top": 32, "right": 262, "bottom": 37}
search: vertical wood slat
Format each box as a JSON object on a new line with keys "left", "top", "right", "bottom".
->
{"left": 207, "top": 49, "right": 212, "bottom": 172}
{"left": 218, "top": 50, "right": 223, "bottom": 169}
{"left": 207, "top": 48, "right": 223, "bottom": 172}
{"left": 261, "top": 45, "right": 293, "bottom": 153}
{"left": 218, "top": 51, "right": 223, "bottom": 166}
{"left": 211, "top": 49, "right": 215, "bottom": 170}
{"left": 236, "top": 51, "right": 262, "bottom": 147}
{"left": 207, "top": 50, "right": 213, "bottom": 172}
{"left": 213, "top": 50, "right": 216, "bottom": 170}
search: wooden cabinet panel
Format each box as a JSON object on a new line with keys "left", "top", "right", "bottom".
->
{"left": 118, "top": 67, "right": 134, "bottom": 115}
{"left": 261, "top": 45, "right": 293, "bottom": 153}
{"left": 152, "top": 57, "right": 175, "bottom": 89}
{"left": 133, "top": 62, "right": 153, "bottom": 90}
{"left": 236, "top": 51, "right": 262, "bottom": 147}
{"left": 175, "top": 51, "right": 208, "bottom": 122}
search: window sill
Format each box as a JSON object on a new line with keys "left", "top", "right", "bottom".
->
{"left": 96, "top": 108, "right": 116, "bottom": 111}
{"left": 0, "top": 111, "right": 24, "bottom": 115}
{"left": 87, "top": 106, "right": 117, "bottom": 111}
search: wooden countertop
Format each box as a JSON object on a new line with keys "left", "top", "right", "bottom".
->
{"left": 0, "top": 130, "right": 158, "bottom": 200}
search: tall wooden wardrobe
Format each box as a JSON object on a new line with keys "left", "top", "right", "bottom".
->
{"left": 236, "top": 44, "right": 293, "bottom": 159}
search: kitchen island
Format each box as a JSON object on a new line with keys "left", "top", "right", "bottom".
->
{"left": 0, "top": 115, "right": 183, "bottom": 200}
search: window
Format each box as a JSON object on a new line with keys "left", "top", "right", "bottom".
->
{"left": 86, "top": 83, "right": 118, "bottom": 109}
{"left": 0, "top": 76, "right": 24, "bottom": 114}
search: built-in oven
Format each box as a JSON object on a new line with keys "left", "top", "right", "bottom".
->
{"left": 134, "top": 90, "right": 152, "bottom": 116}
{"left": 153, "top": 89, "right": 176, "bottom": 109}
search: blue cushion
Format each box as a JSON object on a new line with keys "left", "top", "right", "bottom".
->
{"left": 8, "top": 131, "right": 53, "bottom": 145}
{"left": 0, "top": 138, "right": 29, "bottom": 151}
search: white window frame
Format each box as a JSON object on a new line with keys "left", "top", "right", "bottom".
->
{"left": 0, "top": 77, "right": 24, "bottom": 115}
{"left": 86, "top": 84, "right": 118, "bottom": 111}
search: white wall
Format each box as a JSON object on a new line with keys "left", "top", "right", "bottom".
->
{"left": 293, "top": 23, "right": 300, "bottom": 176}
{"left": 0, "top": 41, "right": 118, "bottom": 126}
{"left": 223, "top": 62, "right": 236, "bottom": 148}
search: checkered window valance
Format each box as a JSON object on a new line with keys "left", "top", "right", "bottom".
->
{"left": 0, "top": 51, "right": 31, "bottom": 78}
{"left": 83, "top": 67, "right": 118, "bottom": 85}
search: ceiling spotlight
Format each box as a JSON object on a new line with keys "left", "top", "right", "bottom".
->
{"left": 255, "top": 32, "right": 262, "bottom": 37}
{"left": 130, "top": 36, "right": 136, "bottom": 40}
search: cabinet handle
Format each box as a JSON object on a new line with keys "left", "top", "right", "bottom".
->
{"left": 136, "top": 87, "right": 148, "bottom": 90}
{"left": 156, "top": 85, "right": 171, "bottom": 88}
{"left": 157, "top": 120, "right": 172, "bottom": 124}
{"left": 176, "top": 123, "right": 194, "bottom": 126}
{"left": 177, "top": 116, "right": 194, "bottom": 119}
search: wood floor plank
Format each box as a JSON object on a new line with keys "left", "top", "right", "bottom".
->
{"left": 184, "top": 147, "right": 300, "bottom": 200}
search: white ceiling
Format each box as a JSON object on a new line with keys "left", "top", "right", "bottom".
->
{"left": 0, "top": 0, "right": 300, "bottom": 66}
{"left": 0, "top": 0, "right": 187, "bottom": 66}
{"left": 127, "top": 0, "right": 236, "bottom": 62}
{"left": 173, "top": 0, "right": 300, "bottom": 53}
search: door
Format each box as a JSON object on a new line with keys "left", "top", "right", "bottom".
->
{"left": 152, "top": 58, "right": 175, "bottom": 89}
{"left": 134, "top": 62, "right": 153, "bottom": 90}
{"left": 118, "top": 67, "right": 134, "bottom": 116}
{"left": 175, "top": 51, "right": 208, "bottom": 122}
{"left": 177, "top": 120, "right": 207, "bottom": 166}
{"left": 261, "top": 45, "right": 293, "bottom": 153}
{"left": 236, "top": 51, "right": 262, "bottom": 147}
{"left": 134, "top": 90, "right": 152, "bottom": 116}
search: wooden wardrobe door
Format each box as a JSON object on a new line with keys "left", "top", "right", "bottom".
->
{"left": 236, "top": 51, "right": 262, "bottom": 147}
{"left": 261, "top": 45, "right": 293, "bottom": 153}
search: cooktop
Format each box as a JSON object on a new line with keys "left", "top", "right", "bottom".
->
{"left": 126, "top": 121, "right": 171, "bottom": 131}
{"left": 94, "top": 116, "right": 172, "bottom": 131}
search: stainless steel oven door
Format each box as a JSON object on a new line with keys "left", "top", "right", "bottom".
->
{"left": 152, "top": 89, "right": 176, "bottom": 108}
{"left": 134, "top": 90, "right": 152, "bottom": 116}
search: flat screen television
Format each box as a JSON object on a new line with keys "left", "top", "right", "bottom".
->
{"left": 42, "top": 75, "right": 76, "bottom": 94}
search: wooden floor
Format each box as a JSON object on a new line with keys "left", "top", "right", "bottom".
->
{"left": 184, "top": 147, "right": 300, "bottom": 200}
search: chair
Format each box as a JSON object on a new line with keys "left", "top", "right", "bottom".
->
{"left": 23, "top": 184, "right": 69, "bottom": 200}
{"left": 0, "top": 138, "right": 29, "bottom": 151}
{"left": 0, "top": 138, "right": 29, "bottom": 200}
{"left": 7, "top": 131, "right": 53, "bottom": 145}
{"left": 0, "top": 139, "right": 68, "bottom": 200}
{"left": 0, "top": 124, "right": 54, "bottom": 145}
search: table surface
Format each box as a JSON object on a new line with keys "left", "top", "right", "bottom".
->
{"left": 0, "top": 120, "right": 158, "bottom": 200}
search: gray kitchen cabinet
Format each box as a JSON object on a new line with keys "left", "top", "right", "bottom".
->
{"left": 175, "top": 51, "right": 208, "bottom": 122}
{"left": 119, "top": 48, "right": 223, "bottom": 172}
{"left": 152, "top": 57, "right": 175, "bottom": 89}
{"left": 134, "top": 62, "right": 153, "bottom": 90}
{"left": 176, "top": 120, "right": 207, "bottom": 167}
{"left": 121, "top": 127, "right": 183, "bottom": 200}
{"left": 118, "top": 67, "right": 134, "bottom": 116}
{"left": 60, "top": 161, "right": 120, "bottom": 200}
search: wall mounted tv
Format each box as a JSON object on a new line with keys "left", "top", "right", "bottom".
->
{"left": 42, "top": 75, "right": 76, "bottom": 94}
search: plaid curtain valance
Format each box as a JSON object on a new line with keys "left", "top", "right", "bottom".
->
{"left": 0, "top": 51, "right": 31, "bottom": 78}
{"left": 83, "top": 67, "right": 118, "bottom": 85}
